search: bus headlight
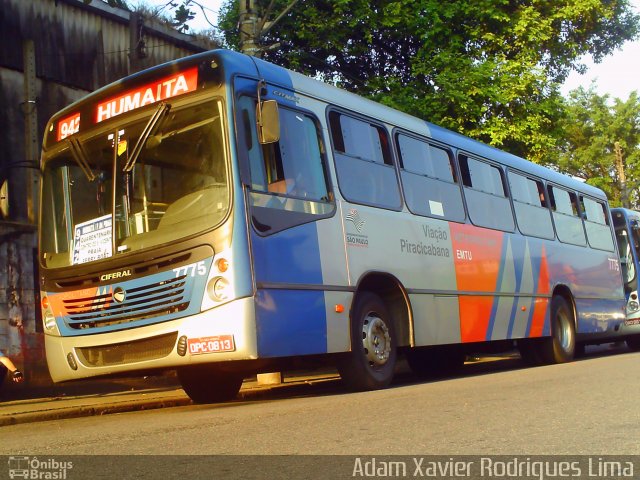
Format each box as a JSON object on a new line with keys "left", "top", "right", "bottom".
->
{"left": 44, "top": 311, "right": 57, "bottom": 330}
{"left": 628, "top": 300, "right": 639, "bottom": 313}
{"left": 208, "top": 276, "right": 230, "bottom": 302}
{"left": 41, "top": 294, "right": 60, "bottom": 335}
{"left": 200, "top": 252, "right": 236, "bottom": 311}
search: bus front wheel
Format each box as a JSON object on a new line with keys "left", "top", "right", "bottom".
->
{"left": 178, "top": 365, "right": 243, "bottom": 404}
{"left": 538, "top": 295, "right": 576, "bottom": 364}
{"left": 338, "top": 292, "right": 397, "bottom": 391}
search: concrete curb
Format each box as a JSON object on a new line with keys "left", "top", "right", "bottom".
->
{"left": 0, "top": 374, "right": 342, "bottom": 427}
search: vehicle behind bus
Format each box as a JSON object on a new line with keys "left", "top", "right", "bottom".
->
{"left": 612, "top": 207, "right": 640, "bottom": 350}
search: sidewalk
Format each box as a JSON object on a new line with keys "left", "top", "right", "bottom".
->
{"left": 0, "top": 372, "right": 341, "bottom": 427}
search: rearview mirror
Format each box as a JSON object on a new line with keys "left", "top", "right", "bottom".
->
{"left": 256, "top": 100, "right": 280, "bottom": 144}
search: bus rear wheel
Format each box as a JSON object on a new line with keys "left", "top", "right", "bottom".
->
{"left": 338, "top": 292, "right": 397, "bottom": 391}
{"left": 538, "top": 295, "right": 575, "bottom": 364}
{"left": 178, "top": 365, "right": 243, "bottom": 403}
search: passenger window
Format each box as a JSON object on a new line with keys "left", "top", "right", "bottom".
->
{"left": 581, "top": 196, "right": 614, "bottom": 251}
{"left": 548, "top": 186, "right": 586, "bottom": 246}
{"left": 458, "top": 155, "right": 514, "bottom": 231}
{"left": 396, "top": 134, "right": 464, "bottom": 222}
{"left": 509, "top": 172, "right": 554, "bottom": 239}
{"left": 330, "top": 111, "right": 401, "bottom": 209}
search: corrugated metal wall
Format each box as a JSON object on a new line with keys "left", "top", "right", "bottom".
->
{"left": 0, "top": 0, "right": 219, "bottom": 387}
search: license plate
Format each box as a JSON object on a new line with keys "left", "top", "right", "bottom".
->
{"left": 625, "top": 318, "right": 640, "bottom": 326}
{"left": 188, "top": 335, "right": 235, "bottom": 355}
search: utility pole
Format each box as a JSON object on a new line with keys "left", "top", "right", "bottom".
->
{"left": 239, "top": 0, "right": 260, "bottom": 57}
{"left": 614, "top": 141, "right": 628, "bottom": 208}
{"left": 238, "top": 0, "right": 299, "bottom": 58}
{"left": 238, "top": 0, "right": 298, "bottom": 385}
{"left": 21, "top": 39, "right": 39, "bottom": 224}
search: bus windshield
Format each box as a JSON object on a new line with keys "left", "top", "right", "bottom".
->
{"left": 40, "top": 99, "right": 229, "bottom": 268}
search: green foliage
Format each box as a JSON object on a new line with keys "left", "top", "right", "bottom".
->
{"left": 557, "top": 88, "right": 640, "bottom": 207}
{"left": 170, "top": 2, "right": 196, "bottom": 32}
{"left": 217, "top": 0, "right": 639, "bottom": 164}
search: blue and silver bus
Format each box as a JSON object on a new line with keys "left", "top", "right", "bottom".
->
{"left": 39, "top": 50, "right": 627, "bottom": 402}
{"left": 612, "top": 208, "right": 640, "bottom": 350}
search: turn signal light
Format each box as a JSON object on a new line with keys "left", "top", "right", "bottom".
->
{"left": 217, "top": 258, "right": 229, "bottom": 273}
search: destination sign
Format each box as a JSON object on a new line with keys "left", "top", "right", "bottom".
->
{"left": 95, "top": 67, "right": 199, "bottom": 123}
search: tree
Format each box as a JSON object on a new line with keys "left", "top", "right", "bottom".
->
{"left": 557, "top": 88, "right": 640, "bottom": 208}
{"left": 217, "top": 0, "right": 639, "bottom": 163}
{"left": 87, "top": 1, "right": 200, "bottom": 33}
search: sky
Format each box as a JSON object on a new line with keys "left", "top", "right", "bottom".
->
{"left": 140, "top": 0, "right": 639, "bottom": 100}
{"left": 561, "top": 0, "right": 640, "bottom": 100}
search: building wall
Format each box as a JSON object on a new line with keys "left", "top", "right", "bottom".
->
{"left": 0, "top": 0, "right": 217, "bottom": 385}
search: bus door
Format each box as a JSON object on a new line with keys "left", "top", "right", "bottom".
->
{"left": 234, "top": 79, "right": 347, "bottom": 358}
{"left": 615, "top": 215, "right": 640, "bottom": 321}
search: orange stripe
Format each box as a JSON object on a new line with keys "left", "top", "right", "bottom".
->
{"left": 450, "top": 223, "right": 504, "bottom": 342}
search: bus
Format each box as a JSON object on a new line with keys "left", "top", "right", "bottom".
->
{"left": 39, "top": 49, "right": 627, "bottom": 403}
{"left": 612, "top": 208, "right": 640, "bottom": 350}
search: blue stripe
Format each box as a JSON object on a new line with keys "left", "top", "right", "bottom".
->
{"left": 506, "top": 236, "right": 527, "bottom": 338}
{"left": 486, "top": 233, "right": 509, "bottom": 341}
{"left": 525, "top": 242, "right": 542, "bottom": 336}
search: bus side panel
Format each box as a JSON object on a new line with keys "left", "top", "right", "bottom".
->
{"left": 410, "top": 294, "right": 461, "bottom": 345}
{"left": 546, "top": 245, "right": 625, "bottom": 334}
{"left": 575, "top": 297, "right": 625, "bottom": 334}
{"left": 255, "top": 289, "right": 327, "bottom": 357}
{"left": 251, "top": 222, "right": 328, "bottom": 357}
{"left": 449, "top": 224, "right": 554, "bottom": 342}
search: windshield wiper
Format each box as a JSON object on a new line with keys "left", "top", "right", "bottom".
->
{"left": 67, "top": 137, "right": 96, "bottom": 182}
{"left": 123, "top": 102, "right": 171, "bottom": 172}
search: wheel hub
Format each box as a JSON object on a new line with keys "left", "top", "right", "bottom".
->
{"left": 361, "top": 314, "right": 391, "bottom": 367}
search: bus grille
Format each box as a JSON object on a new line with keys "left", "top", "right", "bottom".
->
{"left": 76, "top": 333, "right": 178, "bottom": 367}
{"left": 63, "top": 275, "right": 190, "bottom": 330}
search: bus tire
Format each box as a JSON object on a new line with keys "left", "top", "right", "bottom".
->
{"left": 405, "top": 346, "right": 465, "bottom": 378}
{"left": 178, "top": 365, "right": 243, "bottom": 404}
{"left": 538, "top": 295, "right": 575, "bottom": 364}
{"left": 626, "top": 335, "right": 640, "bottom": 351}
{"left": 338, "top": 292, "right": 397, "bottom": 391}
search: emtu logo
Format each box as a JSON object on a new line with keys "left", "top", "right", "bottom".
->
{"left": 346, "top": 209, "right": 365, "bottom": 233}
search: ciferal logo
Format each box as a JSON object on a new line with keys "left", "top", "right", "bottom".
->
{"left": 100, "top": 269, "right": 132, "bottom": 282}
{"left": 112, "top": 287, "right": 126, "bottom": 303}
{"left": 346, "top": 209, "right": 365, "bottom": 233}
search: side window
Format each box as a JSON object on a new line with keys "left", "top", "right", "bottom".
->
{"left": 548, "top": 186, "right": 586, "bottom": 246}
{"left": 396, "top": 134, "right": 465, "bottom": 222}
{"left": 508, "top": 172, "right": 554, "bottom": 239}
{"left": 330, "top": 111, "right": 401, "bottom": 209}
{"left": 238, "top": 96, "right": 333, "bottom": 234}
{"left": 458, "top": 155, "right": 514, "bottom": 231}
{"left": 581, "top": 196, "right": 614, "bottom": 251}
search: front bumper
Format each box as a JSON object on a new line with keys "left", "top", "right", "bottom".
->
{"left": 45, "top": 296, "right": 257, "bottom": 382}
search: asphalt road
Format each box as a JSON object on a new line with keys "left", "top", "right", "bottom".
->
{"left": 3, "top": 346, "right": 638, "bottom": 458}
